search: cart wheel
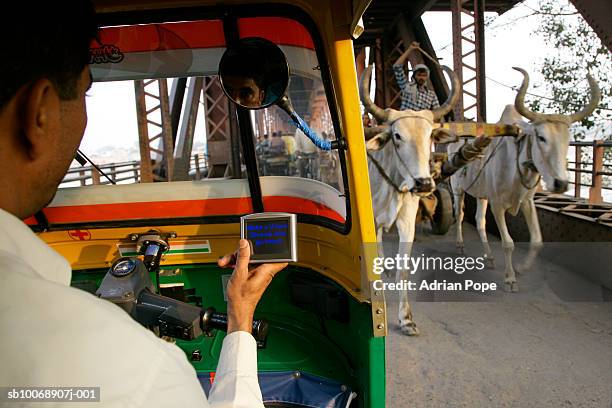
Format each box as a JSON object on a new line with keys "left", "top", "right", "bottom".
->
{"left": 431, "top": 185, "right": 453, "bottom": 235}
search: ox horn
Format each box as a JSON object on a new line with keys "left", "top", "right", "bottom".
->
{"left": 359, "top": 65, "right": 389, "bottom": 123}
{"left": 364, "top": 125, "right": 389, "bottom": 140}
{"left": 567, "top": 74, "right": 601, "bottom": 123}
{"left": 513, "top": 67, "right": 602, "bottom": 124}
{"left": 513, "top": 67, "right": 547, "bottom": 122}
{"left": 431, "top": 65, "right": 461, "bottom": 122}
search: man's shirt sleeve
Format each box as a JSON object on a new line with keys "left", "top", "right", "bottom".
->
{"left": 392, "top": 64, "right": 408, "bottom": 92}
{"left": 144, "top": 331, "right": 264, "bottom": 408}
{"left": 208, "top": 331, "right": 264, "bottom": 408}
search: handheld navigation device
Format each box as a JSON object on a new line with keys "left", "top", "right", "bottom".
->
{"left": 240, "top": 213, "right": 297, "bottom": 263}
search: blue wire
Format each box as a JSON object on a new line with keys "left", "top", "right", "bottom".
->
{"left": 290, "top": 115, "right": 332, "bottom": 151}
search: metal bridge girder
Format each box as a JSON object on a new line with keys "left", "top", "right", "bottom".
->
{"left": 134, "top": 79, "right": 175, "bottom": 183}
{"left": 202, "top": 76, "right": 237, "bottom": 179}
{"left": 173, "top": 77, "right": 204, "bottom": 181}
{"left": 451, "top": 0, "right": 486, "bottom": 121}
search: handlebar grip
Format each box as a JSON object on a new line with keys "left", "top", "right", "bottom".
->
{"left": 201, "top": 308, "right": 269, "bottom": 345}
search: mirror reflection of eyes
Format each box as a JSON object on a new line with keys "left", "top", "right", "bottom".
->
{"left": 218, "top": 36, "right": 289, "bottom": 109}
{"left": 223, "top": 76, "right": 265, "bottom": 107}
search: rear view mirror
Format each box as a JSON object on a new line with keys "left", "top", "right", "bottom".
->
{"left": 218, "top": 37, "right": 289, "bottom": 109}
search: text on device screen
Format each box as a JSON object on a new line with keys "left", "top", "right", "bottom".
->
{"left": 246, "top": 219, "right": 290, "bottom": 256}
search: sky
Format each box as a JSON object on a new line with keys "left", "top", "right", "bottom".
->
{"left": 83, "top": 80, "right": 137, "bottom": 152}
{"left": 82, "top": 78, "right": 205, "bottom": 158}
{"left": 80, "top": 0, "right": 609, "bottom": 155}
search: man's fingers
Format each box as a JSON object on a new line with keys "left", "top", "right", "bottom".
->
{"left": 248, "top": 262, "right": 287, "bottom": 288}
{"left": 217, "top": 252, "right": 236, "bottom": 268}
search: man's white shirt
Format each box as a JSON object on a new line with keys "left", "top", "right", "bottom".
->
{"left": 0, "top": 208, "right": 264, "bottom": 407}
{"left": 294, "top": 128, "right": 318, "bottom": 155}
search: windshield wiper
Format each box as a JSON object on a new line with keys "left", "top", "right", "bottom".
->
{"left": 75, "top": 149, "right": 117, "bottom": 185}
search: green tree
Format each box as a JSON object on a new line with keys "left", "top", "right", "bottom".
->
{"left": 528, "top": 0, "right": 611, "bottom": 140}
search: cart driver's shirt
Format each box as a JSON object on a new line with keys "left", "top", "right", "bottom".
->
{"left": 0, "top": 208, "right": 264, "bottom": 408}
{"left": 392, "top": 64, "right": 440, "bottom": 111}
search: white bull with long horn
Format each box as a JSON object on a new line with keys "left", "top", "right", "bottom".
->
{"left": 360, "top": 64, "right": 460, "bottom": 335}
{"left": 449, "top": 67, "right": 601, "bottom": 292}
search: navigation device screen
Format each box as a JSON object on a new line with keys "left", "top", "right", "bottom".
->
{"left": 245, "top": 218, "right": 291, "bottom": 258}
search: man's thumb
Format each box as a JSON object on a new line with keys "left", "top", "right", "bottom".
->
{"left": 235, "top": 239, "right": 251, "bottom": 271}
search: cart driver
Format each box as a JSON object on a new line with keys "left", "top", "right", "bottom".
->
{"left": 0, "top": 4, "right": 285, "bottom": 407}
{"left": 393, "top": 47, "right": 440, "bottom": 111}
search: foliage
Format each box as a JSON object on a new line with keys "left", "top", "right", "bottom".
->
{"left": 529, "top": 0, "right": 611, "bottom": 141}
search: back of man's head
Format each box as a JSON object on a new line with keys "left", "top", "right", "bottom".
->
{"left": 0, "top": 4, "right": 98, "bottom": 219}
{"left": 0, "top": 3, "right": 98, "bottom": 111}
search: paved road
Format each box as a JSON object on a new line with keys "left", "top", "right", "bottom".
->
{"left": 382, "top": 223, "right": 612, "bottom": 408}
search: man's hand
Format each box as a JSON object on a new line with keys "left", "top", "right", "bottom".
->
{"left": 394, "top": 41, "right": 421, "bottom": 66}
{"left": 218, "top": 239, "right": 287, "bottom": 334}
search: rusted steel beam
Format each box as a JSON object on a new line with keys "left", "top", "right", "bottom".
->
{"left": 174, "top": 77, "right": 204, "bottom": 180}
{"left": 134, "top": 79, "right": 175, "bottom": 182}
{"left": 431, "top": 0, "right": 520, "bottom": 13}
{"left": 474, "top": 0, "right": 487, "bottom": 121}
{"left": 589, "top": 139, "right": 604, "bottom": 203}
{"left": 158, "top": 79, "right": 175, "bottom": 181}
{"left": 169, "top": 77, "right": 187, "bottom": 144}
{"left": 451, "top": 0, "right": 464, "bottom": 120}
{"left": 202, "top": 76, "right": 231, "bottom": 178}
{"left": 134, "top": 80, "right": 153, "bottom": 183}
{"left": 451, "top": 0, "right": 486, "bottom": 121}
{"left": 575, "top": 145, "right": 582, "bottom": 198}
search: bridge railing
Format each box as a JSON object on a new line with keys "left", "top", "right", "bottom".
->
{"left": 61, "top": 144, "right": 610, "bottom": 203}
{"left": 60, "top": 153, "right": 208, "bottom": 187}
{"left": 567, "top": 140, "right": 611, "bottom": 203}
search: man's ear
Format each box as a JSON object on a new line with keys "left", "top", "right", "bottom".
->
{"left": 365, "top": 129, "right": 391, "bottom": 151}
{"left": 21, "top": 78, "right": 60, "bottom": 160}
{"left": 431, "top": 127, "right": 458, "bottom": 144}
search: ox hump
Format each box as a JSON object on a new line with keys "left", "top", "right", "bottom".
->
{"left": 499, "top": 105, "right": 524, "bottom": 125}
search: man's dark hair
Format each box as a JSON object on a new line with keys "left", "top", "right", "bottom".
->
{"left": 220, "top": 37, "right": 288, "bottom": 92}
{"left": 412, "top": 65, "right": 430, "bottom": 79}
{"left": 220, "top": 42, "right": 267, "bottom": 89}
{"left": 0, "top": 4, "right": 98, "bottom": 110}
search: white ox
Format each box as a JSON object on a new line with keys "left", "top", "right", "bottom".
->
{"left": 360, "top": 65, "right": 460, "bottom": 335}
{"left": 450, "top": 67, "right": 601, "bottom": 291}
